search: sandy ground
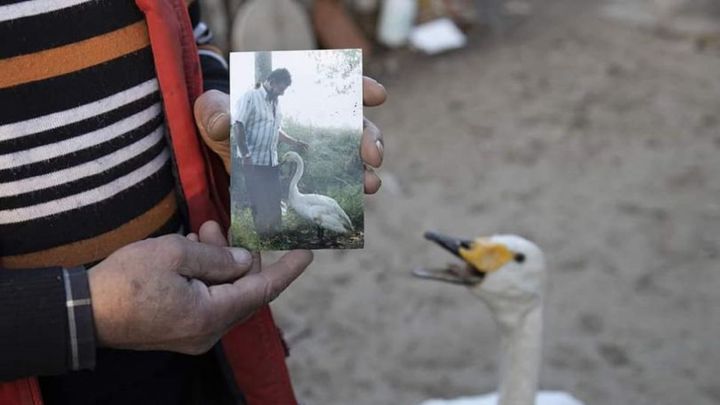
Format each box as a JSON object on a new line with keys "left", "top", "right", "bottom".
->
{"left": 260, "top": 1, "right": 720, "bottom": 403}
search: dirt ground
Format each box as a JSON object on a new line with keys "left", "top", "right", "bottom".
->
{"left": 262, "top": 1, "right": 720, "bottom": 403}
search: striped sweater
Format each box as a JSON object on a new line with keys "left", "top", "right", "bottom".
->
{"left": 0, "top": 0, "right": 181, "bottom": 268}
{"left": 0, "top": 0, "right": 234, "bottom": 401}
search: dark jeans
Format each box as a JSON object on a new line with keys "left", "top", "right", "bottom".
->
{"left": 244, "top": 165, "right": 282, "bottom": 236}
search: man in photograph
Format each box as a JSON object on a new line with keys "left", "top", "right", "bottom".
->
{"left": 233, "top": 68, "right": 309, "bottom": 236}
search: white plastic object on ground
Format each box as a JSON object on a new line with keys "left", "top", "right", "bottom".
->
{"left": 377, "top": 0, "right": 418, "bottom": 47}
{"left": 409, "top": 18, "right": 467, "bottom": 55}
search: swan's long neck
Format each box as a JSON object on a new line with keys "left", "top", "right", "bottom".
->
{"left": 489, "top": 300, "right": 543, "bottom": 405}
{"left": 288, "top": 157, "right": 304, "bottom": 198}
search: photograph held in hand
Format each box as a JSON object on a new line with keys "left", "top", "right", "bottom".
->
{"left": 230, "top": 49, "right": 364, "bottom": 251}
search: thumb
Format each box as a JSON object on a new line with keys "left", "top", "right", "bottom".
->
{"left": 194, "top": 90, "right": 231, "bottom": 171}
{"left": 175, "top": 238, "right": 253, "bottom": 284}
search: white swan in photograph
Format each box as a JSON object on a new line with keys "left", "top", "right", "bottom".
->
{"left": 413, "top": 232, "right": 585, "bottom": 405}
{"left": 281, "top": 151, "right": 354, "bottom": 239}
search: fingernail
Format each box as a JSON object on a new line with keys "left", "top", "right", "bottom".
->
{"left": 207, "top": 112, "right": 227, "bottom": 134}
{"left": 230, "top": 248, "right": 252, "bottom": 266}
{"left": 373, "top": 78, "right": 386, "bottom": 90}
{"left": 375, "top": 139, "right": 384, "bottom": 159}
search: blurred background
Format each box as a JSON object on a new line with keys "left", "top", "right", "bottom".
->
{"left": 201, "top": 0, "right": 720, "bottom": 404}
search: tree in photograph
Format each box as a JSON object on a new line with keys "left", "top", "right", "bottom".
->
{"left": 310, "top": 49, "right": 361, "bottom": 95}
{"left": 255, "top": 51, "right": 271, "bottom": 84}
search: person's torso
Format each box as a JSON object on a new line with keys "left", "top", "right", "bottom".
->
{"left": 0, "top": 0, "right": 182, "bottom": 269}
{"left": 243, "top": 86, "right": 282, "bottom": 166}
{"left": 0, "top": 1, "right": 233, "bottom": 403}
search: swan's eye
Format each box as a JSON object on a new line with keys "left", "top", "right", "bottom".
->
{"left": 514, "top": 253, "right": 525, "bottom": 263}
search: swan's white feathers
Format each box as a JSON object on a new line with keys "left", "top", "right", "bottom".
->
{"left": 282, "top": 151, "right": 354, "bottom": 234}
{"left": 417, "top": 234, "right": 585, "bottom": 405}
{"left": 420, "top": 391, "right": 585, "bottom": 405}
{"left": 290, "top": 192, "right": 353, "bottom": 233}
{"left": 471, "top": 235, "right": 546, "bottom": 312}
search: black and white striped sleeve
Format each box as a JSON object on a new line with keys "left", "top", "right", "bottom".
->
{"left": 189, "top": 0, "right": 229, "bottom": 94}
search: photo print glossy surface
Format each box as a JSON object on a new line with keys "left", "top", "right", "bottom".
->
{"left": 229, "top": 49, "right": 364, "bottom": 250}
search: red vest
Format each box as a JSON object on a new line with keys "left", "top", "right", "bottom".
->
{"left": 0, "top": 1, "right": 297, "bottom": 403}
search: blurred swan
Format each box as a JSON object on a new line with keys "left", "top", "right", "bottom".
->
{"left": 281, "top": 151, "right": 354, "bottom": 239}
{"left": 413, "top": 232, "right": 585, "bottom": 405}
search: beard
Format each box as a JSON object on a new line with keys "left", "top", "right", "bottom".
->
{"left": 263, "top": 83, "right": 280, "bottom": 101}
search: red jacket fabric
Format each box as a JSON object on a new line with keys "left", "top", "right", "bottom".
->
{"left": 0, "top": 1, "right": 297, "bottom": 403}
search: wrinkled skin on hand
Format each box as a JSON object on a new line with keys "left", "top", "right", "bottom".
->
{"left": 89, "top": 221, "right": 312, "bottom": 354}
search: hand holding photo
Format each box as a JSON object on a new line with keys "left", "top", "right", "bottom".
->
{"left": 230, "top": 49, "right": 364, "bottom": 251}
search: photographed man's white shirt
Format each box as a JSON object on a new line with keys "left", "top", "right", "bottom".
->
{"left": 235, "top": 85, "right": 283, "bottom": 166}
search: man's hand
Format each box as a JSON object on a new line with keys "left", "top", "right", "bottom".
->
{"left": 235, "top": 144, "right": 253, "bottom": 166}
{"left": 194, "top": 90, "right": 232, "bottom": 172}
{"left": 194, "top": 76, "right": 387, "bottom": 194}
{"left": 360, "top": 77, "right": 386, "bottom": 194}
{"left": 292, "top": 139, "right": 310, "bottom": 154}
{"left": 89, "top": 221, "right": 313, "bottom": 355}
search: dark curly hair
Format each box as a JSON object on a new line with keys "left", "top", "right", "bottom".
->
{"left": 266, "top": 68, "right": 292, "bottom": 86}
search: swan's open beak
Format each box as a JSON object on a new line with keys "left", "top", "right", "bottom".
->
{"left": 412, "top": 263, "right": 484, "bottom": 286}
{"left": 412, "top": 231, "right": 513, "bottom": 286}
{"left": 412, "top": 231, "right": 484, "bottom": 286}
